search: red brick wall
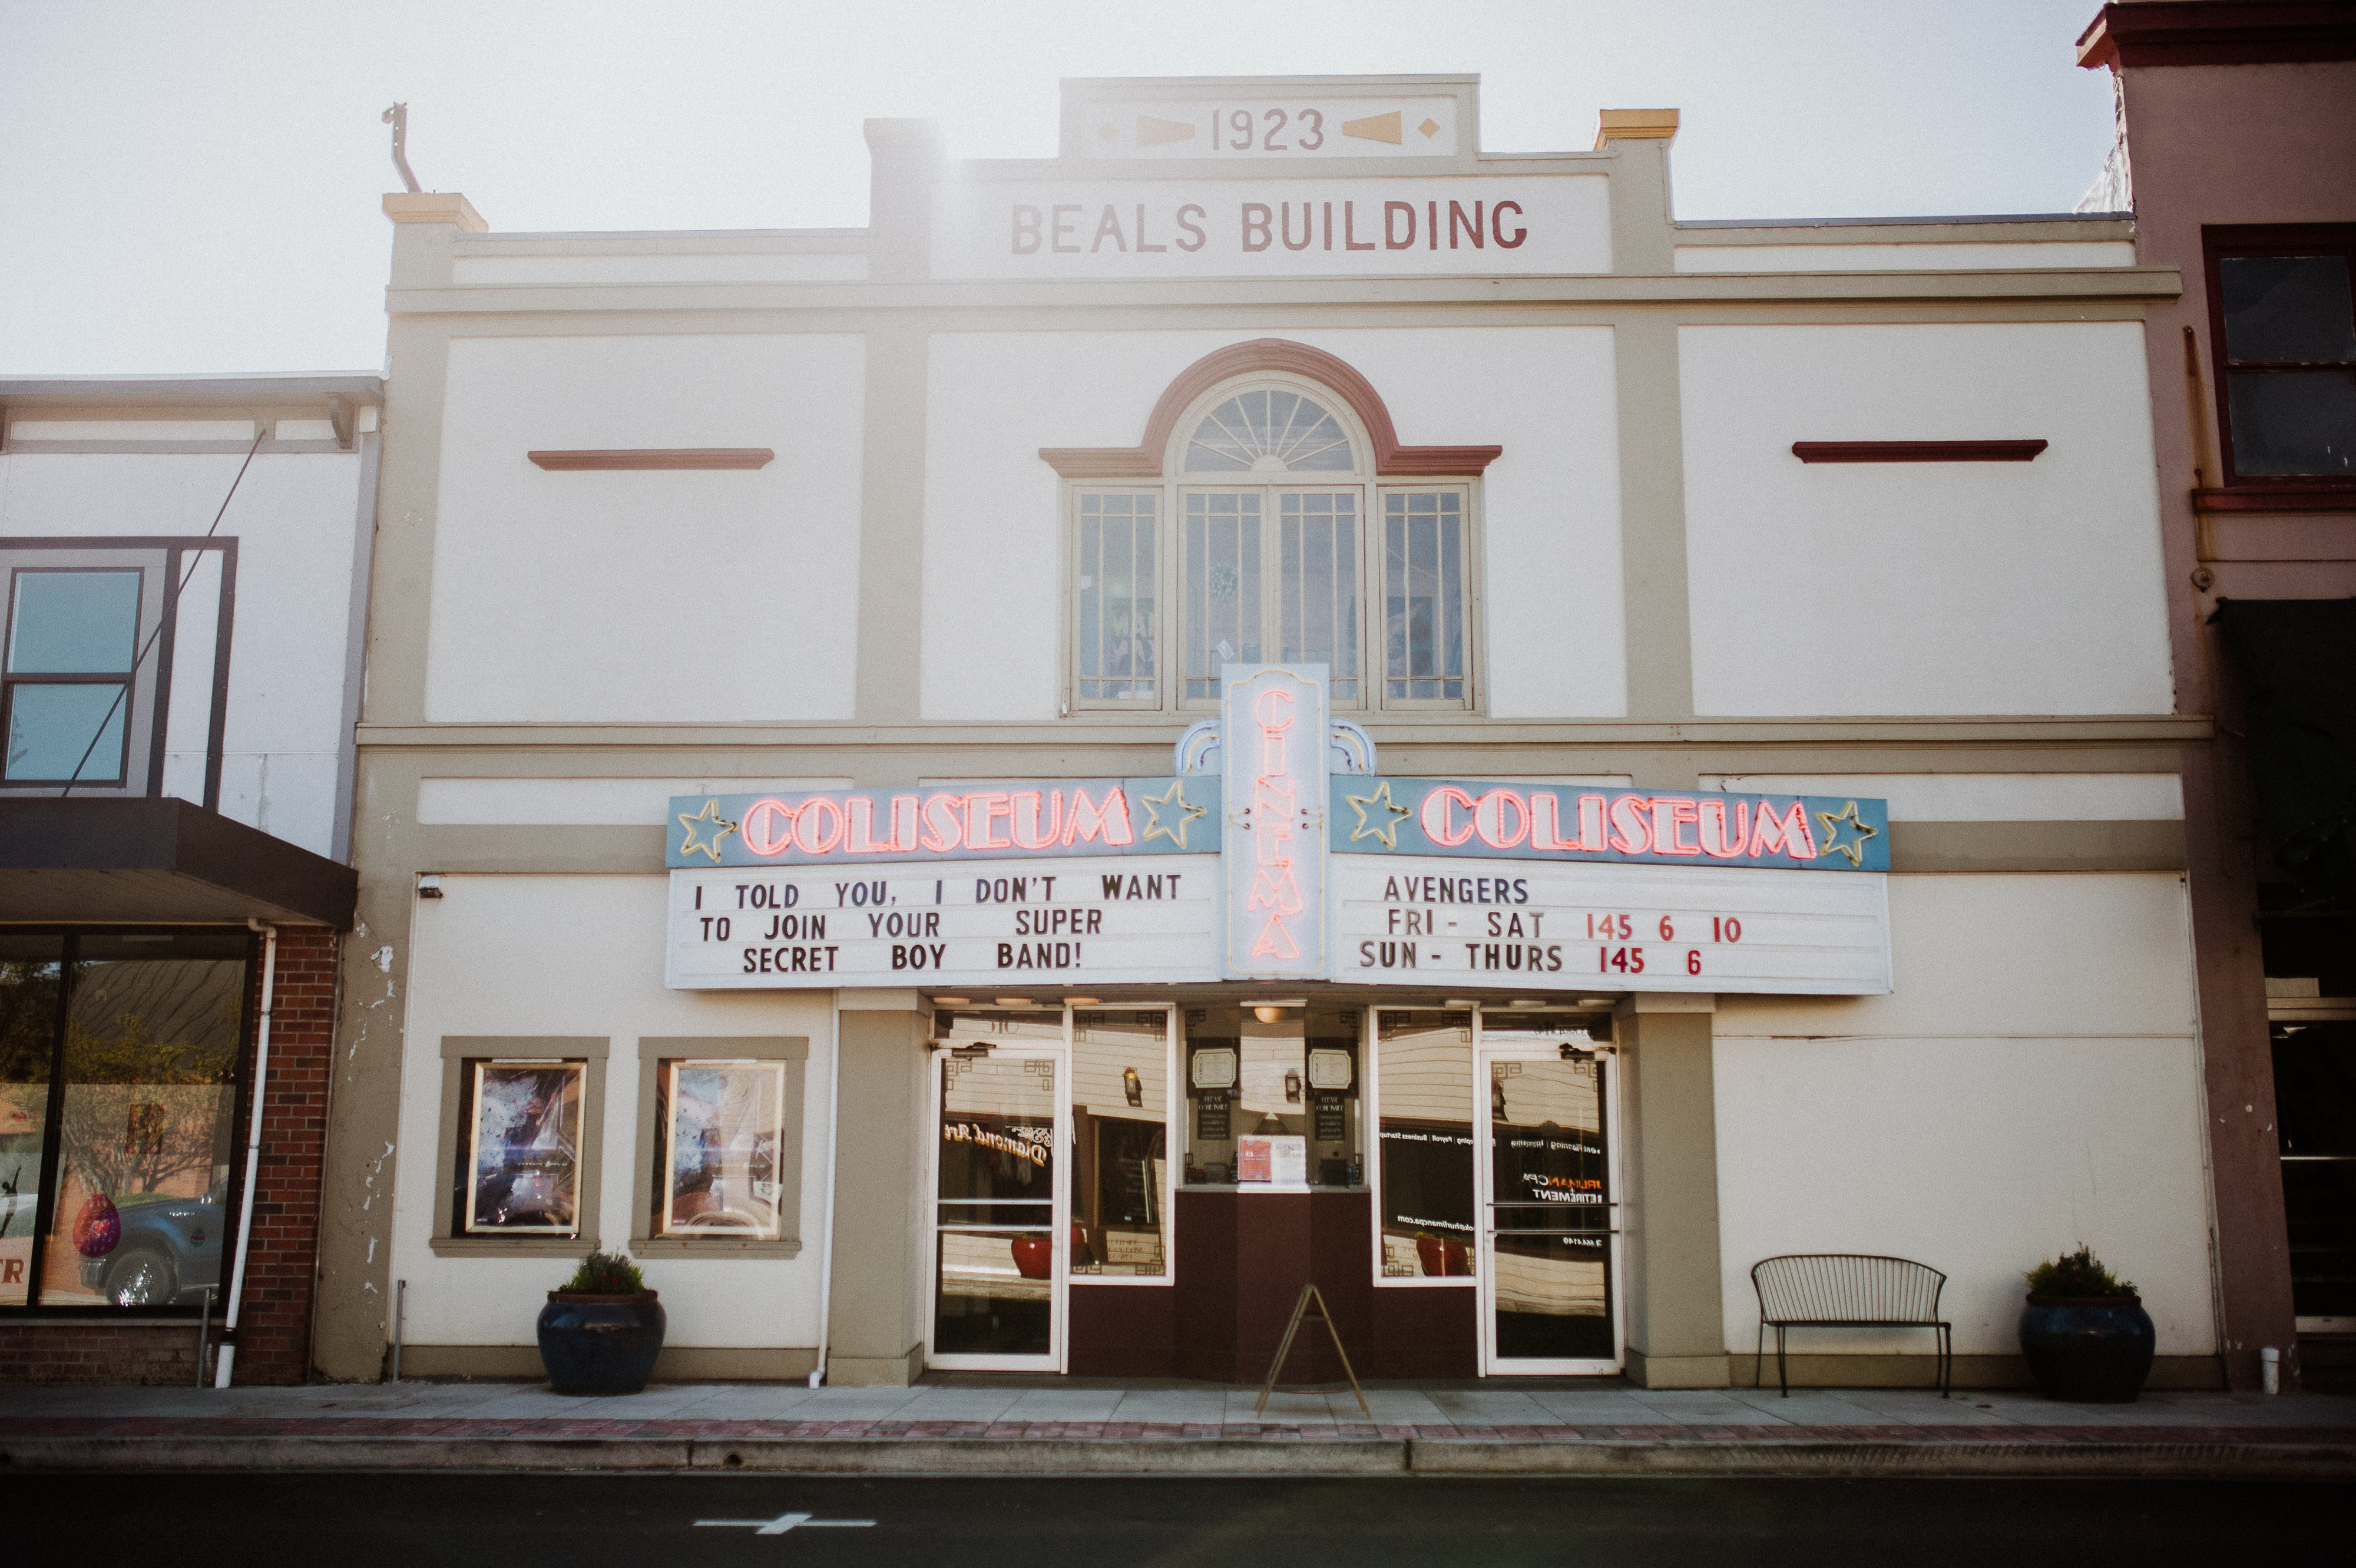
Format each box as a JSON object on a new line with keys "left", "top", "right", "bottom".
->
{"left": 0, "top": 925, "right": 339, "bottom": 1387}
{"left": 226, "top": 925, "right": 338, "bottom": 1384}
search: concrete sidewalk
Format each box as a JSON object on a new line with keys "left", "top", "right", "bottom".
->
{"left": 6, "top": 1380, "right": 2355, "bottom": 1478}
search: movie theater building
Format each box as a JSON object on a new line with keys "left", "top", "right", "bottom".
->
{"left": 319, "top": 75, "right": 2225, "bottom": 1391}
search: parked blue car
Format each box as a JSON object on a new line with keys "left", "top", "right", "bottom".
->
{"left": 78, "top": 1187, "right": 224, "bottom": 1306}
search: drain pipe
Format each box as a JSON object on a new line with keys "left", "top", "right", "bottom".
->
{"left": 215, "top": 918, "right": 280, "bottom": 1388}
{"left": 807, "top": 992, "right": 843, "bottom": 1388}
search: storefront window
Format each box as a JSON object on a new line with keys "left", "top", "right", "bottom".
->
{"left": 651, "top": 1059, "right": 786, "bottom": 1239}
{"left": 1070, "top": 1010, "right": 1170, "bottom": 1276}
{"left": 1375, "top": 1008, "right": 1476, "bottom": 1279}
{"left": 0, "top": 936, "right": 62, "bottom": 1306}
{"left": 1182, "top": 1003, "right": 1361, "bottom": 1189}
{"left": 458, "top": 1060, "right": 584, "bottom": 1236}
{"left": 0, "top": 932, "right": 251, "bottom": 1310}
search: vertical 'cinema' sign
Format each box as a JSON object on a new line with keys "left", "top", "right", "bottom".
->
{"left": 1223, "top": 664, "right": 1328, "bottom": 978}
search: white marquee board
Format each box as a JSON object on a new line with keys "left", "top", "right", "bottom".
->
{"left": 667, "top": 855, "right": 1215, "bottom": 990}
{"left": 1330, "top": 856, "right": 1892, "bottom": 995}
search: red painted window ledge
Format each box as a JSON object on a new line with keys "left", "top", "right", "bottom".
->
{"left": 527, "top": 448, "right": 775, "bottom": 471}
{"left": 1792, "top": 441, "right": 2048, "bottom": 464}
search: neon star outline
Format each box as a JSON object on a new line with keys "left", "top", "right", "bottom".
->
{"left": 677, "top": 798, "right": 738, "bottom": 862}
{"left": 1141, "top": 779, "right": 1207, "bottom": 849}
{"left": 1344, "top": 780, "right": 1415, "bottom": 849}
{"left": 1814, "top": 800, "right": 1879, "bottom": 868}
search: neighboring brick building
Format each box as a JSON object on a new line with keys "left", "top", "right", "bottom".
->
{"left": 0, "top": 376, "right": 372, "bottom": 1383}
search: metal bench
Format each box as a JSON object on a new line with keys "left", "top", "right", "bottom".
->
{"left": 1751, "top": 1253, "right": 1953, "bottom": 1397}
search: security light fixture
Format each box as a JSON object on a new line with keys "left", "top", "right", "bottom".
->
{"left": 1123, "top": 1066, "right": 1144, "bottom": 1107}
{"left": 416, "top": 874, "right": 444, "bottom": 899}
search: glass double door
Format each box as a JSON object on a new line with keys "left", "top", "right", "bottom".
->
{"left": 928, "top": 1040, "right": 1066, "bottom": 1371}
{"left": 1477, "top": 1021, "right": 1620, "bottom": 1375}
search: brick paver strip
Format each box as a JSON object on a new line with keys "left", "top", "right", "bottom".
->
{"left": 5, "top": 1414, "right": 2355, "bottom": 1447}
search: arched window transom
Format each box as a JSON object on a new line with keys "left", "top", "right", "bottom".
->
{"left": 1185, "top": 391, "right": 1356, "bottom": 474}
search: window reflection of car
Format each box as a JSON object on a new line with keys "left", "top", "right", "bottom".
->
{"left": 77, "top": 1184, "right": 225, "bottom": 1307}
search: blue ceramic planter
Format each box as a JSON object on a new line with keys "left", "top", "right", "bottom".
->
{"left": 536, "top": 1291, "right": 666, "bottom": 1395}
{"left": 2019, "top": 1294, "right": 2153, "bottom": 1402}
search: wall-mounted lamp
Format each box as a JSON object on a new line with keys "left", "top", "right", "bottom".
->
{"left": 1123, "top": 1066, "right": 1144, "bottom": 1107}
{"left": 1283, "top": 1070, "right": 1302, "bottom": 1104}
{"left": 416, "top": 874, "right": 443, "bottom": 900}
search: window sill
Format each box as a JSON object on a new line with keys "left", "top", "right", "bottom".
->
{"left": 427, "top": 1236, "right": 592, "bottom": 1259}
{"left": 626, "top": 1236, "right": 803, "bottom": 1258}
{"left": 2196, "top": 485, "right": 2356, "bottom": 514}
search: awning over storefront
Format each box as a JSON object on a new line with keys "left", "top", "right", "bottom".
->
{"left": 0, "top": 796, "right": 357, "bottom": 927}
{"left": 2215, "top": 597, "right": 2356, "bottom": 901}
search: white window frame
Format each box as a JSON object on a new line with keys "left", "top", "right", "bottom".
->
{"left": 1061, "top": 373, "right": 1482, "bottom": 717}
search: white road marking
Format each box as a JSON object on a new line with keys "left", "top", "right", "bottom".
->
{"left": 694, "top": 1511, "right": 877, "bottom": 1536}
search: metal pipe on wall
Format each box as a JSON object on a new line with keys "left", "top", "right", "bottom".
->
{"left": 214, "top": 919, "right": 279, "bottom": 1388}
{"left": 807, "top": 994, "right": 843, "bottom": 1387}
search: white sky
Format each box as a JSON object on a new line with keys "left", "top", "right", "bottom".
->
{"left": 0, "top": 0, "right": 2119, "bottom": 376}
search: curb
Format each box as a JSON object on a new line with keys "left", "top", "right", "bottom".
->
{"left": 5, "top": 1434, "right": 2353, "bottom": 1479}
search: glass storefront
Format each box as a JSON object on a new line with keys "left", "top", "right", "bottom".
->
{"left": 0, "top": 930, "right": 251, "bottom": 1311}
{"left": 924, "top": 995, "right": 1621, "bottom": 1375}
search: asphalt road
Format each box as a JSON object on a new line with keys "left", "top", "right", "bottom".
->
{"left": 8, "top": 1472, "right": 2348, "bottom": 1566}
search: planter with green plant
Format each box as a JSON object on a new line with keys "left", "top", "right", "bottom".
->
{"left": 535, "top": 1248, "right": 666, "bottom": 1395}
{"left": 2019, "top": 1246, "right": 2153, "bottom": 1402}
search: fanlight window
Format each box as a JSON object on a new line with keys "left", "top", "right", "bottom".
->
{"left": 1184, "top": 391, "right": 1356, "bottom": 474}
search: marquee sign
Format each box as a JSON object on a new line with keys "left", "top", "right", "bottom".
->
{"left": 664, "top": 669, "right": 1893, "bottom": 996}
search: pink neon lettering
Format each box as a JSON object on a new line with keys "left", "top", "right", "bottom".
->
{"left": 1652, "top": 797, "right": 1702, "bottom": 856}
{"left": 1473, "top": 788, "right": 1530, "bottom": 849}
{"left": 1697, "top": 798, "right": 1748, "bottom": 858}
{"left": 1607, "top": 795, "right": 1653, "bottom": 855}
{"left": 1062, "top": 787, "right": 1133, "bottom": 845}
{"left": 965, "top": 792, "right": 1013, "bottom": 850}
{"left": 1749, "top": 800, "right": 1818, "bottom": 859}
{"left": 847, "top": 796, "right": 895, "bottom": 854}
{"left": 1249, "top": 684, "right": 1305, "bottom": 962}
{"left": 1528, "top": 792, "right": 1581, "bottom": 851}
{"left": 739, "top": 798, "right": 798, "bottom": 858}
{"left": 1421, "top": 785, "right": 1478, "bottom": 848}
{"left": 890, "top": 795, "right": 921, "bottom": 852}
{"left": 794, "top": 796, "right": 846, "bottom": 855}
{"left": 1011, "top": 789, "right": 1064, "bottom": 850}
{"left": 920, "top": 793, "right": 965, "bottom": 852}
{"left": 1577, "top": 795, "right": 1607, "bottom": 852}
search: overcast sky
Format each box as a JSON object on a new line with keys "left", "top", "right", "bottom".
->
{"left": 0, "top": 0, "right": 2119, "bottom": 377}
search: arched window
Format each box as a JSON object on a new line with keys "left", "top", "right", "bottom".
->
{"left": 1043, "top": 340, "right": 1500, "bottom": 714}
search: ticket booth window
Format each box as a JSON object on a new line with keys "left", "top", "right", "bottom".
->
{"left": 1182, "top": 1003, "right": 1362, "bottom": 1189}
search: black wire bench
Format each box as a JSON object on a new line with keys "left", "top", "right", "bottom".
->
{"left": 1751, "top": 1253, "right": 1953, "bottom": 1397}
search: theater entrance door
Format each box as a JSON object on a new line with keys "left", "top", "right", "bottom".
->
{"left": 1476, "top": 1013, "right": 1622, "bottom": 1375}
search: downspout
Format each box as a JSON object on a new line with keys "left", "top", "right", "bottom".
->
{"left": 808, "top": 992, "right": 843, "bottom": 1387}
{"left": 215, "top": 918, "right": 279, "bottom": 1388}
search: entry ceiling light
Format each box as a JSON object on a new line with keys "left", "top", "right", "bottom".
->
{"left": 1444, "top": 998, "right": 1478, "bottom": 1008}
{"left": 932, "top": 996, "right": 971, "bottom": 1005}
{"left": 995, "top": 997, "right": 1037, "bottom": 1007}
{"left": 1575, "top": 997, "right": 1615, "bottom": 1009}
{"left": 1507, "top": 1000, "right": 1548, "bottom": 1009}
{"left": 1064, "top": 995, "right": 1101, "bottom": 1005}
{"left": 1252, "top": 997, "right": 1306, "bottom": 1023}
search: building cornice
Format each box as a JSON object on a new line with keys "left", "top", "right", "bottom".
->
{"left": 2077, "top": 1, "right": 2356, "bottom": 68}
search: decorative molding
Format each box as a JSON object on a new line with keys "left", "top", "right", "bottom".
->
{"left": 2195, "top": 484, "right": 2356, "bottom": 514}
{"left": 527, "top": 448, "right": 774, "bottom": 471}
{"left": 1038, "top": 339, "right": 1502, "bottom": 479}
{"left": 1792, "top": 440, "right": 2048, "bottom": 464}
{"left": 2077, "top": 2, "right": 2356, "bottom": 70}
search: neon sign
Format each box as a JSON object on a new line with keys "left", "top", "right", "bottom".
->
{"left": 667, "top": 778, "right": 1219, "bottom": 868}
{"left": 1332, "top": 777, "right": 1887, "bottom": 872}
{"left": 1224, "top": 665, "right": 1326, "bottom": 978}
